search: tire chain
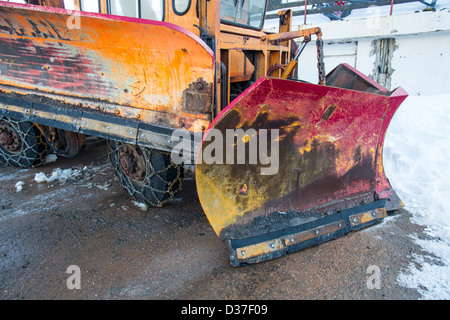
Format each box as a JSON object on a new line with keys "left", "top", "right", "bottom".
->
{"left": 0, "top": 117, "right": 47, "bottom": 168}
{"left": 107, "top": 140, "right": 184, "bottom": 207}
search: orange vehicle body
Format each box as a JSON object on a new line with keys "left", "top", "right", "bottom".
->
{"left": 0, "top": 0, "right": 312, "bottom": 148}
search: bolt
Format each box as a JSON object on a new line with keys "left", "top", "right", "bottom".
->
{"left": 196, "top": 82, "right": 204, "bottom": 90}
{"left": 270, "top": 242, "right": 275, "bottom": 249}
{"left": 241, "top": 251, "right": 246, "bottom": 257}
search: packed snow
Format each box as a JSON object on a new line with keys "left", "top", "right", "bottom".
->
{"left": 384, "top": 94, "right": 450, "bottom": 299}
{"left": 132, "top": 200, "right": 149, "bottom": 212}
{"left": 31, "top": 162, "right": 111, "bottom": 187}
{"left": 15, "top": 181, "right": 25, "bottom": 193}
{"left": 34, "top": 168, "right": 81, "bottom": 184}
{"left": 43, "top": 154, "right": 58, "bottom": 165}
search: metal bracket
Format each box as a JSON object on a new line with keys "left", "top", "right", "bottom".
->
{"left": 228, "top": 200, "right": 388, "bottom": 267}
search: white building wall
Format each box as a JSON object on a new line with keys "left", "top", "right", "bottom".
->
{"left": 268, "top": 9, "right": 450, "bottom": 95}
{"left": 390, "top": 31, "right": 450, "bottom": 95}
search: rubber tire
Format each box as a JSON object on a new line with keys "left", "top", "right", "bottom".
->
{"left": 0, "top": 118, "right": 47, "bottom": 168}
{"left": 107, "top": 140, "right": 183, "bottom": 207}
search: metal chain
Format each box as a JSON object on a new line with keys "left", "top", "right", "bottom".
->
{"left": 107, "top": 141, "right": 184, "bottom": 207}
{"left": 0, "top": 117, "right": 47, "bottom": 168}
{"left": 316, "top": 34, "right": 326, "bottom": 85}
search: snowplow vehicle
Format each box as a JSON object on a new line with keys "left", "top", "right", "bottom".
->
{"left": 0, "top": 0, "right": 408, "bottom": 266}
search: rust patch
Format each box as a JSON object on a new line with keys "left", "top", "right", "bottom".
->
{"left": 0, "top": 37, "right": 109, "bottom": 95}
{"left": 182, "top": 78, "right": 213, "bottom": 114}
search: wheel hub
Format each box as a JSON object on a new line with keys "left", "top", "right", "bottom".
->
{"left": 119, "top": 145, "right": 145, "bottom": 181}
{"left": 0, "top": 122, "right": 21, "bottom": 153}
{"left": 120, "top": 153, "right": 137, "bottom": 174}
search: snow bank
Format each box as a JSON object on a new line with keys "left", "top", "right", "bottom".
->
{"left": 384, "top": 94, "right": 450, "bottom": 299}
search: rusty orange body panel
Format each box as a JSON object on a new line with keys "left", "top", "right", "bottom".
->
{"left": 0, "top": 1, "right": 303, "bottom": 133}
{"left": 0, "top": 2, "right": 214, "bottom": 133}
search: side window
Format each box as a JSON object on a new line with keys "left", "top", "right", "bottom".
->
{"left": 108, "top": 0, "right": 164, "bottom": 21}
{"left": 172, "top": 0, "right": 190, "bottom": 16}
{"left": 141, "top": 0, "right": 164, "bottom": 20}
{"left": 220, "top": 0, "right": 267, "bottom": 30}
{"left": 79, "top": 0, "right": 101, "bottom": 13}
{"left": 109, "top": 0, "right": 138, "bottom": 17}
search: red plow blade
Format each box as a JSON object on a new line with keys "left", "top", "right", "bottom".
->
{"left": 196, "top": 64, "right": 408, "bottom": 266}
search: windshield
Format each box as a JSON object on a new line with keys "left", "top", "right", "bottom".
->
{"left": 108, "top": 0, "right": 164, "bottom": 20}
{"left": 220, "top": 0, "right": 267, "bottom": 30}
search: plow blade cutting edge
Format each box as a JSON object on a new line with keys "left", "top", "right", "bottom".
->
{"left": 196, "top": 64, "right": 408, "bottom": 266}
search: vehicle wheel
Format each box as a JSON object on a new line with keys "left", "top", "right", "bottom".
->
{"left": 107, "top": 140, "right": 184, "bottom": 207}
{"left": 0, "top": 117, "right": 48, "bottom": 168}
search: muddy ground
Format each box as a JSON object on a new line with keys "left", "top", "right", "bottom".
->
{"left": 0, "top": 138, "right": 429, "bottom": 301}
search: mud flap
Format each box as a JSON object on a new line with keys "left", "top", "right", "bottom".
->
{"left": 196, "top": 64, "right": 408, "bottom": 266}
